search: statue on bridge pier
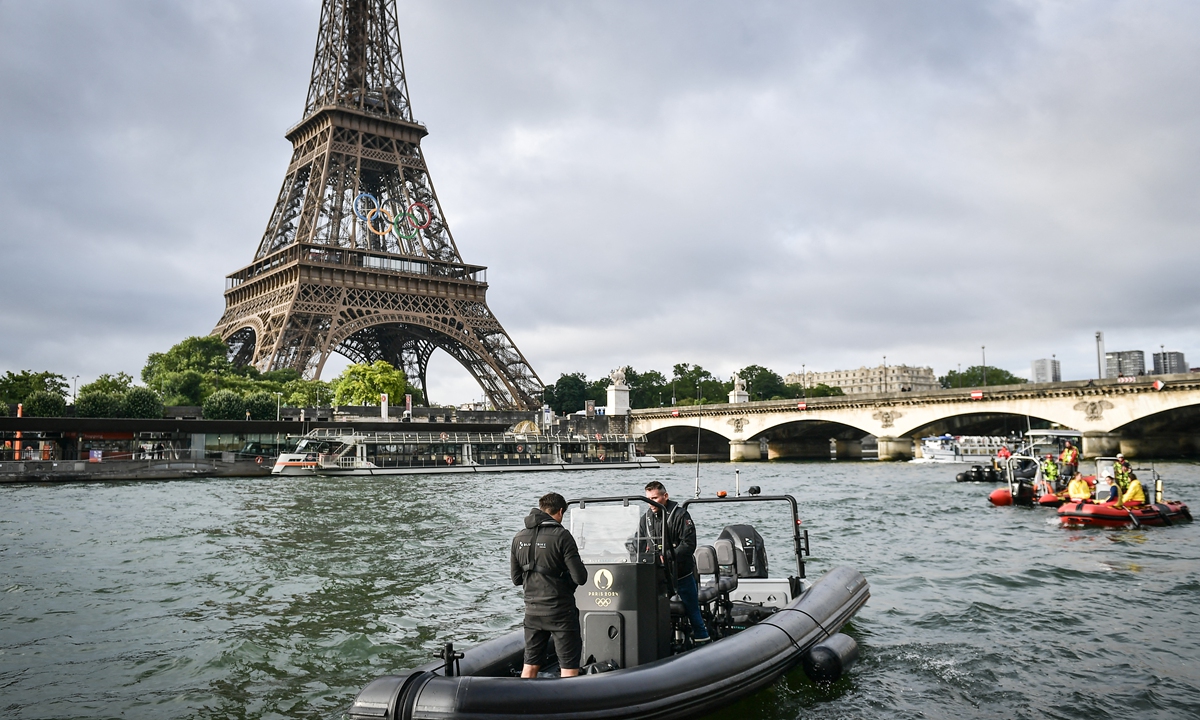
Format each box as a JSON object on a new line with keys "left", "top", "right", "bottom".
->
{"left": 729, "top": 374, "right": 749, "bottom": 404}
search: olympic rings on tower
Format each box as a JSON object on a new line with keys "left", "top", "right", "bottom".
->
{"left": 353, "top": 193, "right": 432, "bottom": 241}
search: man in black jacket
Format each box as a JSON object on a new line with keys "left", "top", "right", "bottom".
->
{"left": 641, "top": 481, "right": 710, "bottom": 643}
{"left": 511, "top": 492, "right": 589, "bottom": 677}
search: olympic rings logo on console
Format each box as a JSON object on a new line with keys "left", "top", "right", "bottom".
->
{"left": 353, "top": 193, "right": 432, "bottom": 240}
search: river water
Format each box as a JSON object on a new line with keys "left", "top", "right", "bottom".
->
{"left": 2, "top": 461, "right": 1198, "bottom": 719}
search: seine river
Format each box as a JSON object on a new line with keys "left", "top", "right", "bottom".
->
{"left": 2, "top": 461, "right": 1198, "bottom": 719}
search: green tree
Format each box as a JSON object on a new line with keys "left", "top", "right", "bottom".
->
{"left": 671, "top": 364, "right": 727, "bottom": 405}
{"left": 938, "top": 365, "right": 1028, "bottom": 389}
{"left": 23, "top": 390, "right": 66, "bottom": 417}
{"left": 331, "top": 361, "right": 407, "bottom": 406}
{"left": 734, "top": 365, "right": 793, "bottom": 401}
{"left": 76, "top": 391, "right": 124, "bottom": 418}
{"left": 281, "top": 378, "right": 333, "bottom": 408}
{"left": 79, "top": 372, "right": 134, "bottom": 396}
{"left": 0, "top": 401, "right": 8, "bottom": 417}
{"left": 0, "top": 370, "right": 69, "bottom": 407}
{"left": 547, "top": 373, "right": 588, "bottom": 414}
{"left": 142, "top": 336, "right": 233, "bottom": 390}
{"left": 245, "top": 391, "right": 278, "bottom": 421}
{"left": 627, "top": 368, "right": 669, "bottom": 409}
{"left": 159, "top": 370, "right": 206, "bottom": 406}
{"left": 122, "top": 387, "right": 163, "bottom": 419}
{"left": 202, "top": 389, "right": 246, "bottom": 420}
{"left": 804, "top": 383, "right": 845, "bottom": 398}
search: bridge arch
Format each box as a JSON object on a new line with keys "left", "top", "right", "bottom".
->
{"left": 644, "top": 424, "right": 731, "bottom": 461}
{"left": 897, "top": 411, "right": 1058, "bottom": 441}
{"left": 751, "top": 418, "right": 875, "bottom": 460}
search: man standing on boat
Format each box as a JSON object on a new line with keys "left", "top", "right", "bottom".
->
{"left": 1059, "top": 441, "right": 1079, "bottom": 480}
{"left": 642, "top": 481, "right": 711, "bottom": 645}
{"left": 511, "top": 492, "right": 588, "bottom": 678}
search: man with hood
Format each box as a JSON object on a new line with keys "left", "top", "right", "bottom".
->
{"left": 511, "top": 492, "right": 588, "bottom": 678}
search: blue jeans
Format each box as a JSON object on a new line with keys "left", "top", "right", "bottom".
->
{"left": 675, "top": 574, "right": 709, "bottom": 640}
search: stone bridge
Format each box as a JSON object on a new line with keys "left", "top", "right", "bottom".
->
{"left": 630, "top": 374, "right": 1200, "bottom": 461}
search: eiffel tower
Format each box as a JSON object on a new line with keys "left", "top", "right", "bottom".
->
{"left": 213, "top": 0, "right": 543, "bottom": 410}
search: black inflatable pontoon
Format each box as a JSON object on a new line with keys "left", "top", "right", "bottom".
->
{"left": 348, "top": 494, "right": 870, "bottom": 720}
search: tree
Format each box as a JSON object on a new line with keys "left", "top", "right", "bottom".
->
{"left": 0, "top": 370, "right": 68, "bottom": 407}
{"left": 0, "top": 401, "right": 8, "bottom": 417}
{"left": 671, "top": 364, "right": 727, "bottom": 405}
{"left": 122, "top": 387, "right": 163, "bottom": 419}
{"left": 805, "top": 383, "right": 845, "bottom": 398}
{"left": 939, "top": 365, "right": 1027, "bottom": 389}
{"left": 76, "top": 391, "right": 124, "bottom": 418}
{"left": 281, "top": 378, "right": 333, "bottom": 408}
{"left": 202, "top": 389, "right": 246, "bottom": 420}
{"left": 627, "top": 368, "right": 669, "bottom": 409}
{"left": 245, "top": 391, "right": 278, "bottom": 421}
{"left": 23, "top": 390, "right": 66, "bottom": 417}
{"left": 79, "top": 372, "right": 134, "bottom": 396}
{"left": 734, "top": 365, "right": 792, "bottom": 401}
{"left": 142, "top": 336, "right": 233, "bottom": 389}
{"left": 331, "top": 361, "right": 407, "bottom": 406}
{"left": 547, "top": 373, "right": 588, "bottom": 414}
{"left": 159, "top": 370, "right": 206, "bottom": 406}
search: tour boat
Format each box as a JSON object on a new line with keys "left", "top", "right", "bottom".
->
{"left": 273, "top": 429, "right": 658, "bottom": 476}
{"left": 1057, "top": 500, "right": 1192, "bottom": 528}
{"left": 921, "top": 434, "right": 1010, "bottom": 463}
{"left": 346, "top": 492, "right": 870, "bottom": 720}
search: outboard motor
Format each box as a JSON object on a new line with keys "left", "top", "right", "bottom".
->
{"left": 716, "top": 525, "right": 769, "bottom": 578}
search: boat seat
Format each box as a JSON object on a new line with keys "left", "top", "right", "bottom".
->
{"left": 694, "top": 545, "right": 720, "bottom": 605}
{"left": 712, "top": 539, "right": 739, "bottom": 595}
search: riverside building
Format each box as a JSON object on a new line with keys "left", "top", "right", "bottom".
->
{"left": 1152, "top": 351, "right": 1188, "bottom": 375}
{"left": 785, "top": 364, "right": 939, "bottom": 394}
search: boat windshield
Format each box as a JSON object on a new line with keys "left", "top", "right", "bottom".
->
{"left": 568, "top": 502, "right": 658, "bottom": 565}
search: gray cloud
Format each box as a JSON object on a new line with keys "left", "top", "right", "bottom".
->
{"left": 2, "top": 0, "right": 1198, "bottom": 400}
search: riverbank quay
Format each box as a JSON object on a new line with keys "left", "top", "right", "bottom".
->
{"left": 0, "top": 416, "right": 508, "bottom": 482}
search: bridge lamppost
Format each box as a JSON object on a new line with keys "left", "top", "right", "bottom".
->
{"left": 882, "top": 356, "right": 887, "bottom": 393}
{"left": 981, "top": 346, "right": 987, "bottom": 386}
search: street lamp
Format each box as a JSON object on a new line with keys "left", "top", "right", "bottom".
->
{"left": 882, "top": 355, "right": 887, "bottom": 394}
{"left": 71, "top": 375, "right": 79, "bottom": 405}
{"left": 981, "top": 346, "right": 987, "bottom": 386}
{"left": 275, "top": 391, "right": 282, "bottom": 421}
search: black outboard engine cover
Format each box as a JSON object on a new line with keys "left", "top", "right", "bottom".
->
{"left": 717, "top": 525, "right": 768, "bottom": 578}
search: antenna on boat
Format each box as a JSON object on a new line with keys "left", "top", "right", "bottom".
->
{"left": 735, "top": 469, "right": 741, "bottom": 497}
{"left": 694, "top": 384, "right": 702, "bottom": 498}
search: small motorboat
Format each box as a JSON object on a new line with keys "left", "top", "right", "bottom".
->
{"left": 955, "top": 464, "right": 1003, "bottom": 483}
{"left": 1058, "top": 500, "right": 1192, "bottom": 528}
{"left": 988, "top": 454, "right": 1056, "bottom": 507}
{"left": 347, "top": 491, "right": 870, "bottom": 720}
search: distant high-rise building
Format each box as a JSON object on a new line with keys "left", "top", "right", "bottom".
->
{"left": 1106, "top": 350, "right": 1145, "bottom": 378}
{"left": 1152, "top": 351, "right": 1187, "bottom": 375}
{"left": 1032, "top": 358, "right": 1061, "bottom": 383}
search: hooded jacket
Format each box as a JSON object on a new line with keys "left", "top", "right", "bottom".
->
{"left": 510, "top": 508, "right": 589, "bottom": 630}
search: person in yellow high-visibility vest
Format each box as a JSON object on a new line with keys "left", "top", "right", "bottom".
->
{"left": 1059, "top": 441, "right": 1079, "bottom": 479}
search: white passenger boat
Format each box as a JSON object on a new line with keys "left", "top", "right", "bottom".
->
{"left": 273, "top": 428, "right": 659, "bottom": 476}
{"left": 919, "top": 434, "right": 1011, "bottom": 463}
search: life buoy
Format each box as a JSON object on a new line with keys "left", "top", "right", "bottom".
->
{"left": 255, "top": 456, "right": 263, "bottom": 465}
{"left": 440, "top": 432, "right": 449, "bottom": 441}
{"left": 516, "top": 445, "right": 524, "bottom": 453}
{"left": 445, "top": 455, "right": 454, "bottom": 465}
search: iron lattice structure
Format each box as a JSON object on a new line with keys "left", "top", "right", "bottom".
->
{"left": 213, "top": 0, "right": 543, "bottom": 409}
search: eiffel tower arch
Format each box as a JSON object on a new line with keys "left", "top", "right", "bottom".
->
{"left": 213, "top": 0, "right": 543, "bottom": 410}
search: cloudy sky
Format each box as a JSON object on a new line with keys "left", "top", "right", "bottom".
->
{"left": 2, "top": 0, "right": 1198, "bottom": 403}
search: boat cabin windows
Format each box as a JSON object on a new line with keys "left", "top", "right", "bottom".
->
{"left": 474, "top": 442, "right": 547, "bottom": 466}
{"left": 365, "top": 442, "right": 462, "bottom": 467}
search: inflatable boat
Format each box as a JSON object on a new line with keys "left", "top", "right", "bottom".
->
{"left": 347, "top": 492, "right": 870, "bottom": 720}
{"left": 1058, "top": 500, "right": 1192, "bottom": 528}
